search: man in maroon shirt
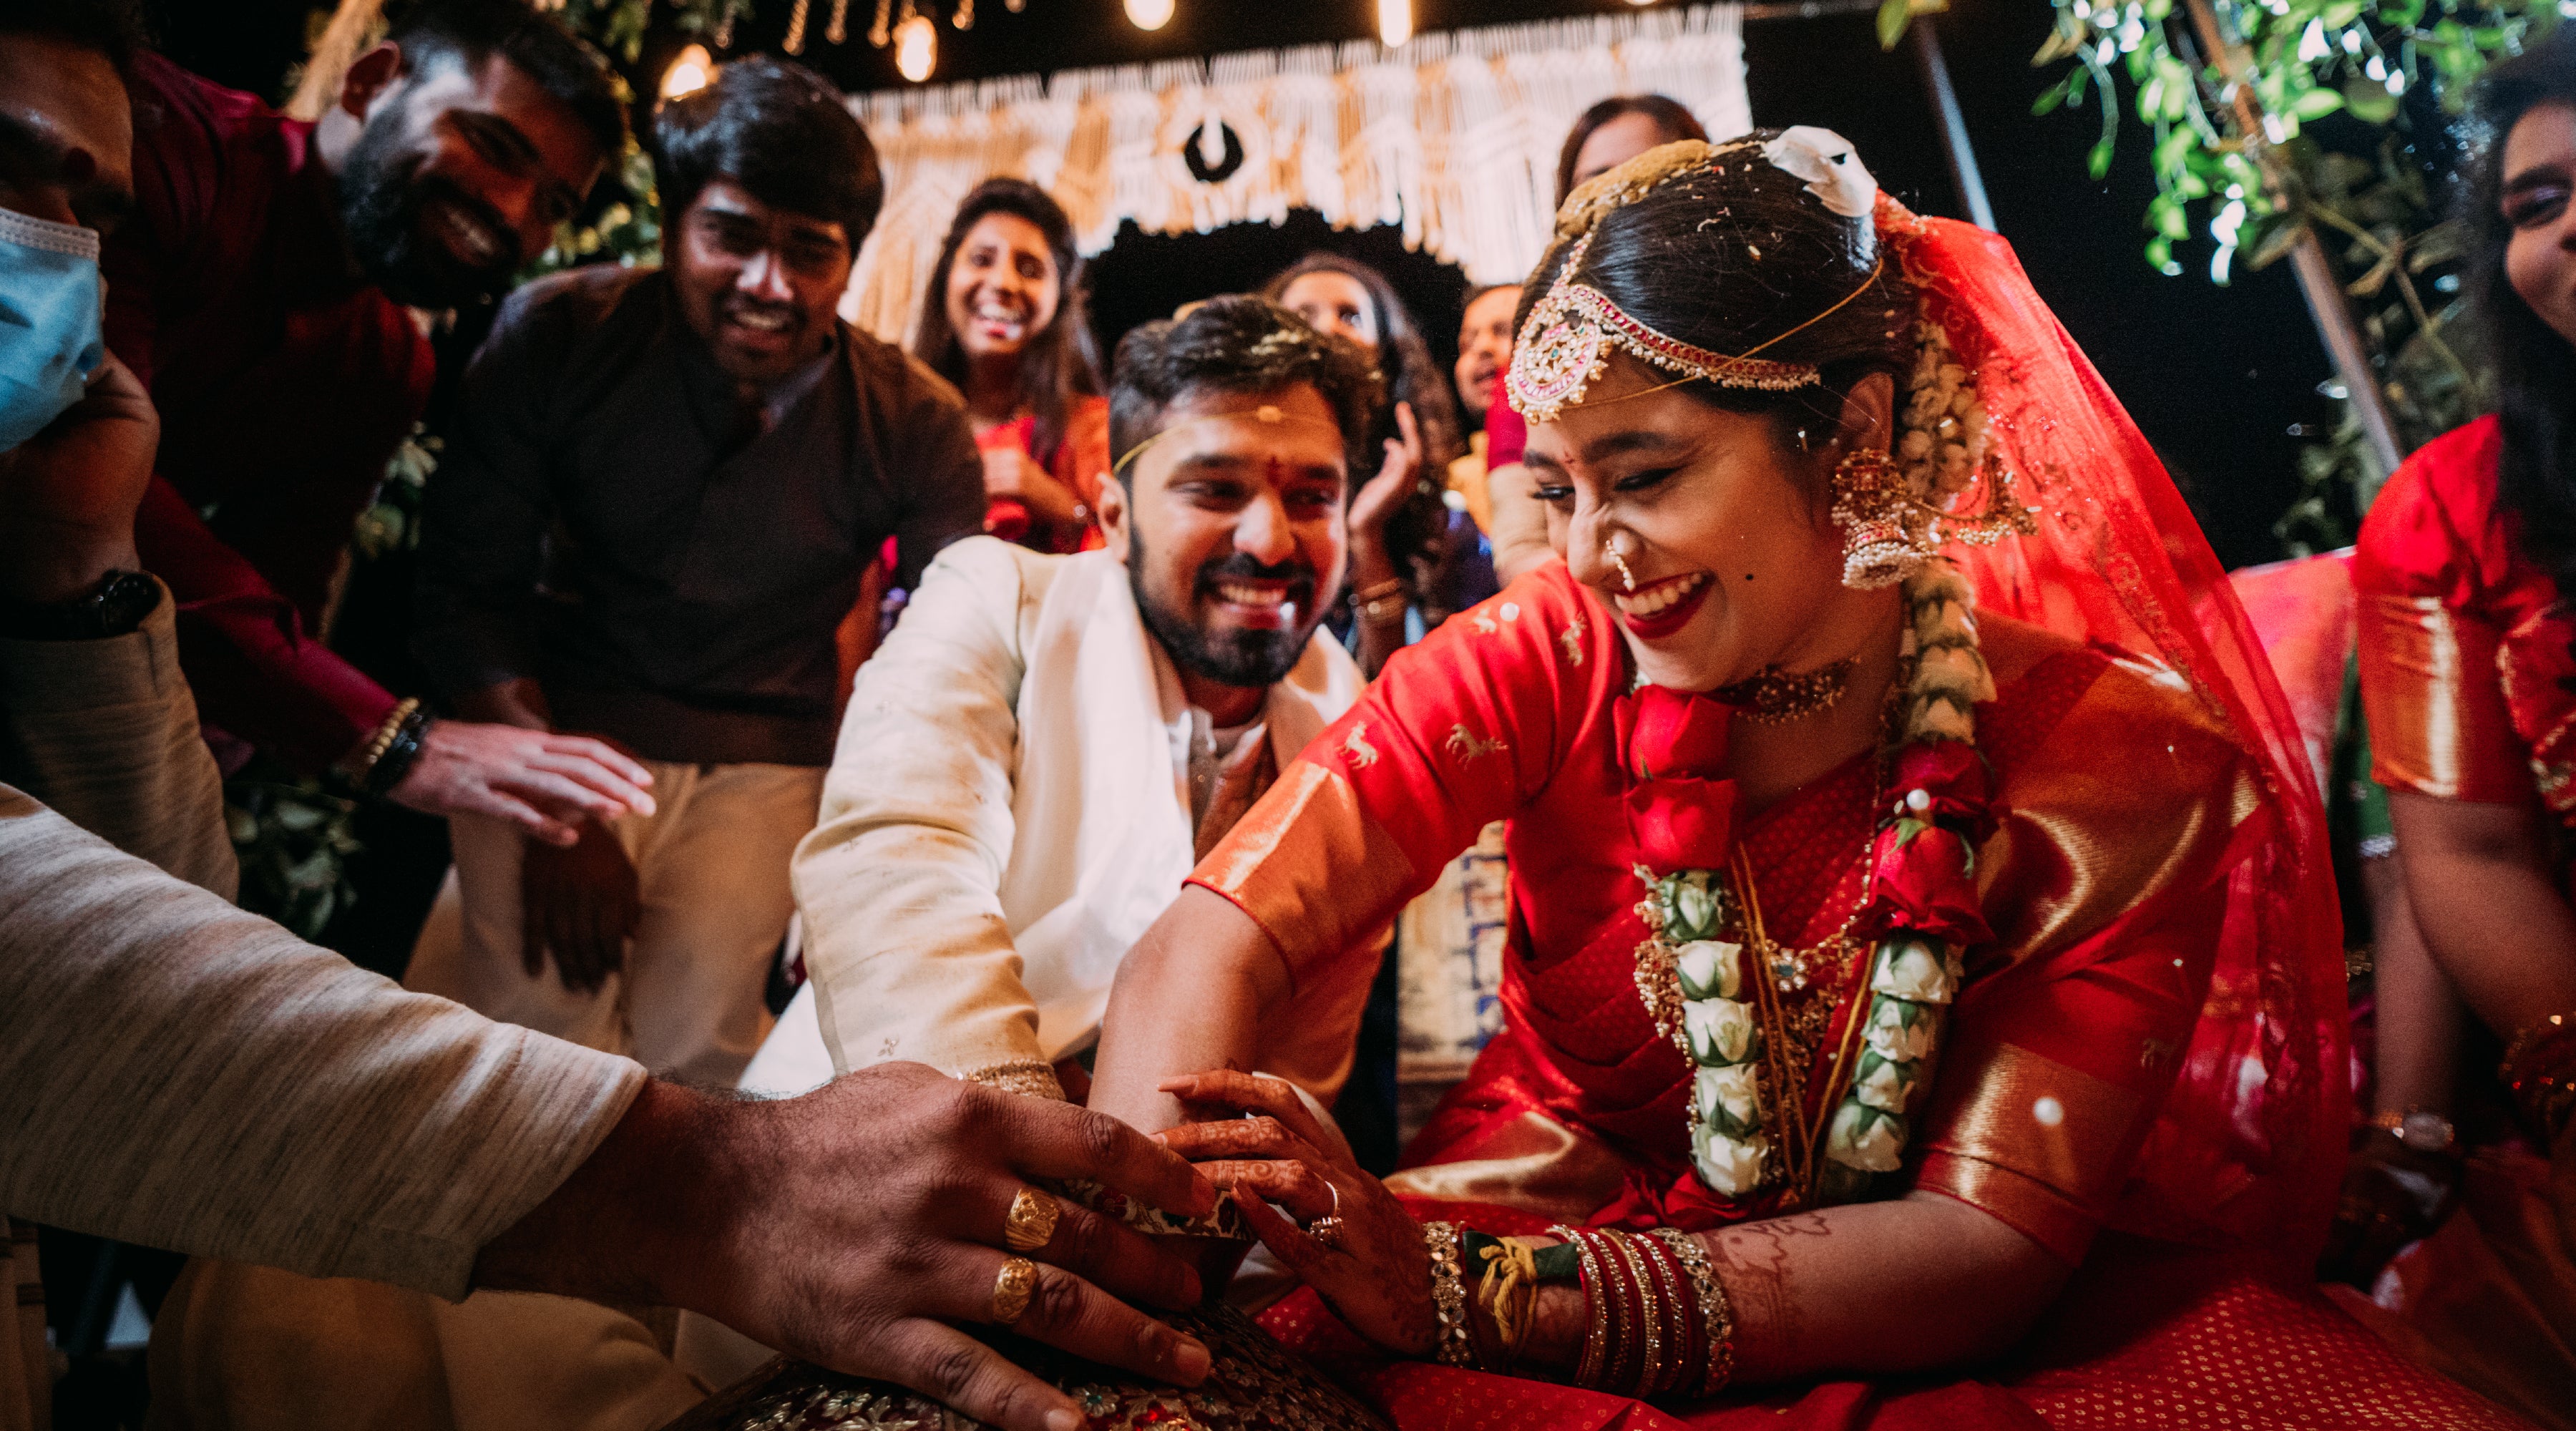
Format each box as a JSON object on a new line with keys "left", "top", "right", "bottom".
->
{"left": 106, "top": 0, "right": 653, "bottom": 844}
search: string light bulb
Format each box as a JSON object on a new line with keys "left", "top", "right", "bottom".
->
{"left": 1377, "top": 0, "right": 1412, "bottom": 47}
{"left": 894, "top": 11, "right": 937, "bottom": 81}
{"left": 659, "top": 43, "right": 712, "bottom": 99}
{"left": 1125, "top": 0, "right": 1174, "bottom": 31}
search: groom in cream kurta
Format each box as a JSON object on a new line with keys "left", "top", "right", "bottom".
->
{"left": 749, "top": 301, "right": 1390, "bottom": 1112}
{"left": 755, "top": 532, "right": 1370, "bottom": 1102}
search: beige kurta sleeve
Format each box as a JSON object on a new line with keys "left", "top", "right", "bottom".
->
{"left": 0, "top": 790, "right": 645, "bottom": 1299}
{"left": 0, "top": 582, "right": 237, "bottom": 898}
{"left": 795, "top": 538, "right": 1050, "bottom": 1090}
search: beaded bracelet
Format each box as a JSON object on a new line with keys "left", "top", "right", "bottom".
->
{"left": 1422, "top": 1221, "right": 1480, "bottom": 1368}
{"left": 364, "top": 702, "right": 435, "bottom": 798}
{"left": 341, "top": 697, "right": 434, "bottom": 798}
{"left": 1353, "top": 577, "right": 1409, "bottom": 625}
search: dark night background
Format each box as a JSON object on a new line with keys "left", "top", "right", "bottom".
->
{"left": 145, "top": 0, "right": 2351, "bottom": 570}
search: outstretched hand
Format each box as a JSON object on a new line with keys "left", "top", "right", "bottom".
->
{"left": 477, "top": 1065, "right": 1221, "bottom": 1431}
{"left": 384, "top": 718, "right": 656, "bottom": 846}
{"left": 1154, "top": 1070, "right": 1438, "bottom": 1358}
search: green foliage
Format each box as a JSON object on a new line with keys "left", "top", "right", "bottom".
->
{"left": 225, "top": 769, "right": 364, "bottom": 940}
{"left": 2011, "top": 0, "right": 2551, "bottom": 552}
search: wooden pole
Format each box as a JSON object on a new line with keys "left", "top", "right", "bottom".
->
{"left": 2180, "top": 0, "right": 2405, "bottom": 475}
{"left": 1909, "top": 16, "right": 1996, "bottom": 231}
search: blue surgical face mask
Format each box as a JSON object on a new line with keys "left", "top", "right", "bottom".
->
{"left": 0, "top": 207, "right": 107, "bottom": 454}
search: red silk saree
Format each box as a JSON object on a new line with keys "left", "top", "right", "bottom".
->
{"left": 1182, "top": 205, "right": 2526, "bottom": 1430}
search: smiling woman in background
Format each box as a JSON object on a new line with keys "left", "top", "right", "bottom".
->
{"left": 1263, "top": 253, "right": 1478, "bottom": 680}
{"left": 915, "top": 178, "right": 1111, "bottom": 552}
{"left": 2348, "top": 24, "right": 2576, "bottom": 1417}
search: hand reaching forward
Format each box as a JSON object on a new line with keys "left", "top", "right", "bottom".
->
{"left": 1155, "top": 1070, "right": 1438, "bottom": 1358}
{"left": 383, "top": 718, "right": 657, "bottom": 846}
{"left": 477, "top": 1064, "right": 1219, "bottom": 1431}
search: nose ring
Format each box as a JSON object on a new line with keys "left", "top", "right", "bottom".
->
{"left": 1604, "top": 537, "right": 1639, "bottom": 594}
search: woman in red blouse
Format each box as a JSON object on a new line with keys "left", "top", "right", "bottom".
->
{"left": 2350, "top": 31, "right": 2576, "bottom": 1410}
{"left": 1080, "top": 131, "right": 2507, "bottom": 1429}
{"left": 914, "top": 178, "right": 1111, "bottom": 553}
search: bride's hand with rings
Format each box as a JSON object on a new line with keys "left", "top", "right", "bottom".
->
{"left": 1153, "top": 1070, "right": 1438, "bottom": 1358}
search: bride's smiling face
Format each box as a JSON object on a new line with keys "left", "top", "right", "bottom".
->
{"left": 1525, "top": 356, "right": 1893, "bottom": 693}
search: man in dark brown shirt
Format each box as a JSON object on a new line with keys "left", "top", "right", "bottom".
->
{"left": 409, "top": 56, "right": 983, "bottom": 1084}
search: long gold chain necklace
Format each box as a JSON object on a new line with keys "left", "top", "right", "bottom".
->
{"left": 1720, "top": 670, "right": 1906, "bottom": 1198}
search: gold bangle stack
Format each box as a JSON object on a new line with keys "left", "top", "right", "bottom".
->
{"left": 1354, "top": 578, "right": 1409, "bottom": 626}
{"left": 1422, "top": 1221, "right": 1479, "bottom": 1368}
{"left": 343, "top": 697, "right": 421, "bottom": 786}
{"left": 1551, "top": 1224, "right": 1614, "bottom": 1390}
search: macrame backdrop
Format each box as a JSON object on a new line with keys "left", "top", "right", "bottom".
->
{"left": 838, "top": 4, "right": 1752, "bottom": 345}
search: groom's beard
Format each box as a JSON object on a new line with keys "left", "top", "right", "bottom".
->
{"left": 1129, "top": 532, "right": 1322, "bottom": 691}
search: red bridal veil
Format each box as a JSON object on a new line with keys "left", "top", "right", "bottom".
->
{"left": 1882, "top": 196, "right": 2347, "bottom": 1272}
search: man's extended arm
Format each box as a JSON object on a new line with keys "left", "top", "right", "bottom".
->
{"left": 797, "top": 539, "right": 1060, "bottom": 1087}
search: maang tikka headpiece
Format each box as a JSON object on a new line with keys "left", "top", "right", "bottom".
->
{"left": 1505, "top": 132, "right": 1888, "bottom": 426}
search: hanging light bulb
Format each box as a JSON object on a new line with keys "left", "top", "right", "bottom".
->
{"left": 894, "top": 11, "right": 937, "bottom": 81}
{"left": 659, "top": 43, "right": 712, "bottom": 100}
{"left": 1125, "top": 0, "right": 1174, "bottom": 31}
{"left": 1377, "top": 0, "right": 1411, "bottom": 47}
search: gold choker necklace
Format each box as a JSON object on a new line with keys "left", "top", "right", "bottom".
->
{"left": 1716, "top": 659, "right": 1854, "bottom": 723}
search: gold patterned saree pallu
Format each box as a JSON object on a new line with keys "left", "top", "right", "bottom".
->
{"left": 658, "top": 1304, "right": 1388, "bottom": 1431}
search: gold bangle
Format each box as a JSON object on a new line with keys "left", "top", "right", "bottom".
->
{"left": 343, "top": 697, "right": 421, "bottom": 784}
{"left": 1552, "top": 1225, "right": 1614, "bottom": 1391}
{"left": 1653, "top": 1226, "right": 1735, "bottom": 1397}
{"left": 1352, "top": 577, "right": 1409, "bottom": 625}
{"left": 1422, "top": 1221, "right": 1478, "bottom": 1368}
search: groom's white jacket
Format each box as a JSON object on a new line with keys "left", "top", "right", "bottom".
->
{"left": 770, "top": 536, "right": 1375, "bottom": 1102}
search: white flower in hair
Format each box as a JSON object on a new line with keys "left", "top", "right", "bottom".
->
{"left": 1761, "top": 126, "right": 1879, "bottom": 222}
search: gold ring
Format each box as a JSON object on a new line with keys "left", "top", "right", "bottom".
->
{"left": 1002, "top": 1186, "right": 1060, "bottom": 1252}
{"left": 990, "top": 1256, "right": 1038, "bottom": 1326}
{"left": 1304, "top": 1181, "right": 1346, "bottom": 1250}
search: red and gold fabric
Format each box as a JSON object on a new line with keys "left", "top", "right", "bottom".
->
{"left": 1178, "top": 200, "right": 2503, "bottom": 1428}
{"left": 1201, "top": 563, "right": 2253, "bottom": 1261}
{"left": 979, "top": 395, "right": 1113, "bottom": 555}
{"left": 2354, "top": 414, "right": 2576, "bottom": 818}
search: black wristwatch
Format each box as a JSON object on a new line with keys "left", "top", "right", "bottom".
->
{"left": 0, "top": 570, "right": 162, "bottom": 640}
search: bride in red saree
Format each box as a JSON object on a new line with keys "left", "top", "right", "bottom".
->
{"left": 1087, "top": 130, "right": 2524, "bottom": 1428}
